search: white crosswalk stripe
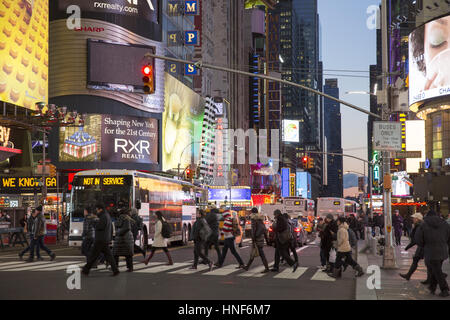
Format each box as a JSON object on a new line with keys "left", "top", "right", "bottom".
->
{"left": 203, "top": 264, "right": 241, "bottom": 276}
{"left": 169, "top": 264, "right": 210, "bottom": 274}
{"left": 238, "top": 264, "right": 270, "bottom": 278}
{"left": 0, "top": 258, "right": 338, "bottom": 282}
{"left": 135, "top": 262, "right": 191, "bottom": 273}
{"left": 310, "top": 269, "right": 336, "bottom": 281}
{"left": 273, "top": 267, "right": 308, "bottom": 279}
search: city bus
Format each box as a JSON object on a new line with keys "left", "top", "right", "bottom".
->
{"left": 68, "top": 170, "right": 207, "bottom": 248}
{"left": 316, "top": 197, "right": 358, "bottom": 218}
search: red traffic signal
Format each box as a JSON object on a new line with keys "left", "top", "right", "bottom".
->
{"left": 302, "top": 156, "right": 308, "bottom": 163}
{"left": 141, "top": 65, "right": 154, "bottom": 94}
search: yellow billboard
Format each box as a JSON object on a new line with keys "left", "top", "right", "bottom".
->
{"left": 163, "top": 73, "right": 204, "bottom": 172}
{"left": 0, "top": 0, "right": 48, "bottom": 110}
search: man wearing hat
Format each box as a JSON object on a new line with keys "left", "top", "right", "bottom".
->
{"left": 26, "top": 206, "right": 56, "bottom": 262}
{"left": 415, "top": 209, "right": 450, "bottom": 297}
{"left": 399, "top": 212, "right": 425, "bottom": 281}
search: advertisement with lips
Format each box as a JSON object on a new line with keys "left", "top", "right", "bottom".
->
{"left": 409, "top": 15, "right": 450, "bottom": 107}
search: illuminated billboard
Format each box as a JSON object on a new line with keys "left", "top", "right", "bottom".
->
{"left": 0, "top": 0, "right": 48, "bottom": 109}
{"left": 296, "top": 171, "right": 311, "bottom": 199}
{"left": 392, "top": 171, "right": 412, "bottom": 197}
{"left": 405, "top": 120, "right": 425, "bottom": 173}
{"left": 162, "top": 73, "right": 204, "bottom": 172}
{"left": 283, "top": 120, "right": 299, "bottom": 142}
{"left": 208, "top": 188, "right": 252, "bottom": 202}
{"left": 59, "top": 114, "right": 158, "bottom": 164}
{"left": 409, "top": 15, "right": 450, "bottom": 108}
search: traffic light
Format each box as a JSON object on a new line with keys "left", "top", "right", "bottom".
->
{"left": 302, "top": 156, "right": 308, "bottom": 169}
{"left": 141, "top": 65, "right": 155, "bottom": 94}
{"left": 49, "top": 164, "right": 57, "bottom": 177}
{"left": 307, "top": 157, "right": 314, "bottom": 169}
{"left": 185, "top": 166, "right": 194, "bottom": 180}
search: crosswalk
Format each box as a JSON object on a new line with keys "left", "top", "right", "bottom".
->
{"left": 0, "top": 259, "right": 335, "bottom": 282}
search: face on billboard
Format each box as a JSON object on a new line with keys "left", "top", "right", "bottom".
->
{"left": 0, "top": 0, "right": 48, "bottom": 109}
{"left": 162, "top": 73, "right": 204, "bottom": 172}
{"left": 409, "top": 15, "right": 450, "bottom": 106}
{"left": 283, "top": 120, "right": 299, "bottom": 142}
{"left": 59, "top": 114, "right": 158, "bottom": 164}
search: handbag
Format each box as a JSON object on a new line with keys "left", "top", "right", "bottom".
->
{"left": 251, "top": 244, "right": 260, "bottom": 257}
{"left": 329, "top": 248, "right": 337, "bottom": 263}
{"left": 232, "top": 218, "right": 241, "bottom": 237}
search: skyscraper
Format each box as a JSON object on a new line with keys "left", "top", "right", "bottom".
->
{"left": 323, "top": 79, "right": 343, "bottom": 198}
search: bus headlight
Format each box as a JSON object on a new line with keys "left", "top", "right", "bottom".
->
{"left": 72, "top": 229, "right": 79, "bottom": 235}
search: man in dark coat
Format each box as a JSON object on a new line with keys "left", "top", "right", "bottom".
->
{"left": 130, "top": 209, "right": 146, "bottom": 258}
{"left": 113, "top": 208, "right": 135, "bottom": 272}
{"left": 392, "top": 210, "right": 404, "bottom": 246}
{"left": 376, "top": 213, "right": 385, "bottom": 235}
{"left": 189, "top": 210, "right": 213, "bottom": 270}
{"left": 321, "top": 214, "right": 338, "bottom": 273}
{"left": 415, "top": 209, "right": 450, "bottom": 297}
{"left": 204, "top": 208, "right": 221, "bottom": 265}
{"left": 400, "top": 212, "right": 426, "bottom": 281}
{"left": 244, "top": 208, "right": 269, "bottom": 273}
{"left": 82, "top": 203, "right": 119, "bottom": 276}
{"left": 271, "top": 210, "right": 298, "bottom": 272}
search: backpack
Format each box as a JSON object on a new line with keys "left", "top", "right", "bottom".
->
{"left": 232, "top": 218, "right": 241, "bottom": 237}
{"left": 161, "top": 220, "right": 172, "bottom": 238}
{"left": 199, "top": 219, "right": 212, "bottom": 242}
{"left": 348, "top": 228, "right": 357, "bottom": 248}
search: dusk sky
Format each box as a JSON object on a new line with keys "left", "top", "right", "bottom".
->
{"left": 318, "top": 0, "right": 380, "bottom": 177}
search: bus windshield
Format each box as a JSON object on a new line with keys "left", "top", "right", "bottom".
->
{"left": 71, "top": 176, "right": 132, "bottom": 219}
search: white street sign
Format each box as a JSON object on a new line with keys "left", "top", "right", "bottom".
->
{"left": 373, "top": 122, "right": 402, "bottom": 151}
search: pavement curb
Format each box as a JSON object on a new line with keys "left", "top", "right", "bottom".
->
{"left": 356, "top": 243, "right": 378, "bottom": 300}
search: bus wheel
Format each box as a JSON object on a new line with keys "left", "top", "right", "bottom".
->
{"left": 182, "top": 225, "right": 188, "bottom": 246}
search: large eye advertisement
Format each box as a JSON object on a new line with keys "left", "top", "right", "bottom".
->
{"left": 0, "top": 0, "right": 48, "bottom": 110}
{"left": 409, "top": 15, "right": 450, "bottom": 107}
{"left": 162, "top": 73, "right": 204, "bottom": 172}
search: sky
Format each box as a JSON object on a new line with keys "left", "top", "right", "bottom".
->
{"left": 318, "top": 0, "right": 380, "bottom": 178}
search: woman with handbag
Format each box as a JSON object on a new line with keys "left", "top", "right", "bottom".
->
{"left": 271, "top": 210, "right": 298, "bottom": 272}
{"left": 244, "top": 208, "right": 270, "bottom": 273}
{"left": 217, "top": 211, "right": 245, "bottom": 269}
{"left": 189, "top": 209, "right": 213, "bottom": 270}
{"left": 144, "top": 211, "right": 173, "bottom": 265}
{"left": 112, "top": 208, "right": 134, "bottom": 272}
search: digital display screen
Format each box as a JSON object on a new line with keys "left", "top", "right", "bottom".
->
{"left": 333, "top": 201, "right": 341, "bottom": 206}
{"left": 88, "top": 40, "right": 155, "bottom": 91}
{"left": 73, "top": 176, "right": 132, "bottom": 186}
{"left": 409, "top": 15, "right": 450, "bottom": 107}
{"left": 0, "top": 177, "right": 56, "bottom": 193}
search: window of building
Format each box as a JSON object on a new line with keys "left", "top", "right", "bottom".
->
{"left": 432, "top": 113, "right": 443, "bottom": 159}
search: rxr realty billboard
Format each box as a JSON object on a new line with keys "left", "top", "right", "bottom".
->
{"left": 59, "top": 114, "right": 158, "bottom": 164}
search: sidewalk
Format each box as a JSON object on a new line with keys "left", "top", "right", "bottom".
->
{"left": 356, "top": 237, "right": 450, "bottom": 300}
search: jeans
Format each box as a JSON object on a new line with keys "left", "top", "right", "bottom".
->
{"left": 273, "top": 241, "right": 294, "bottom": 269}
{"left": 83, "top": 241, "right": 118, "bottom": 274}
{"left": 35, "top": 236, "right": 53, "bottom": 257}
{"left": 319, "top": 247, "right": 327, "bottom": 267}
{"left": 426, "top": 259, "right": 449, "bottom": 292}
{"left": 204, "top": 237, "right": 221, "bottom": 263}
{"left": 246, "top": 244, "right": 269, "bottom": 270}
{"left": 20, "top": 234, "right": 34, "bottom": 256}
{"left": 334, "top": 251, "right": 358, "bottom": 270}
{"left": 193, "top": 240, "right": 210, "bottom": 267}
{"left": 114, "top": 255, "right": 133, "bottom": 270}
{"left": 219, "top": 237, "right": 244, "bottom": 266}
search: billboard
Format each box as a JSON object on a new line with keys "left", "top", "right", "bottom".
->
{"left": 208, "top": 188, "right": 252, "bottom": 202}
{"left": 281, "top": 168, "right": 290, "bottom": 198}
{"left": 162, "top": 73, "right": 204, "bottom": 172}
{"left": 51, "top": 0, "right": 161, "bottom": 41}
{"left": 0, "top": 0, "right": 48, "bottom": 109}
{"left": 392, "top": 171, "right": 412, "bottom": 197}
{"left": 409, "top": 15, "right": 450, "bottom": 107}
{"left": 283, "top": 120, "right": 299, "bottom": 142}
{"left": 59, "top": 114, "right": 158, "bottom": 164}
{"left": 405, "top": 120, "right": 425, "bottom": 173}
{"left": 296, "top": 171, "right": 311, "bottom": 199}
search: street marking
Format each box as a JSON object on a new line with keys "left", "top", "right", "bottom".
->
{"left": 97, "top": 261, "right": 128, "bottom": 272}
{"left": 296, "top": 246, "right": 309, "bottom": 253}
{"left": 42, "top": 263, "right": 85, "bottom": 271}
{"left": 273, "top": 267, "right": 308, "bottom": 279}
{"left": 203, "top": 264, "right": 241, "bottom": 276}
{"left": 0, "top": 261, "right": 30, "bottom": 268}
{"left": 169, "top": 264, "right": 210, "bottom": 274}
{"left": 310, "top": 269, "right": 336, "bottom": 281}
{"left": 4, "top": 261, "right": 80, "bottom": 272}
{"left": 238, "top": 264, "right": 271, "bottom": 278}
{"left": 0, "top": 261, "right": 53, "bottom": 270}
{"left": 135, "top": 262, "right": 190, "bottom": 273}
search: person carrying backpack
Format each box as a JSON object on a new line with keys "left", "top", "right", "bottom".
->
{"left": 244, "top": 208, "right": 270, "bottom": 273}
{"left": 217, "top": 211, "right": 245, "bottom": 268}
{"left": 189, "top": 209, "right": 213, "bottom": 270}
{"left": 144, "top": 211, "right": 173, "bottom": 266}
{"left": 130, "top": 209, "right": 146, "bottom": 258}
{"left": 271, "top": 210, "right": 298, "bottom": 272}
{"left": 203, "top": 208, "right": 222, "bottom": 266}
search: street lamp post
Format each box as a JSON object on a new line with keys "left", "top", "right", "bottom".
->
{"left": 178, "top": 141, "right": 201, "bottom": 178}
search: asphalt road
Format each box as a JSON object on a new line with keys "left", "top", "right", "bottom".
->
{"left": 0, "top": 236, "right": 355, "bottom": 300}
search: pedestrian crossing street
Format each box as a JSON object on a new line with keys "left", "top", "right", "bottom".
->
{"left": 0, "top": 259, "right": 336, "bottom": 282}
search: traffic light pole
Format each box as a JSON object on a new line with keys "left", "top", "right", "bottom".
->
{"left": 380, "top": 0, "right": 397, "bottom": 269}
